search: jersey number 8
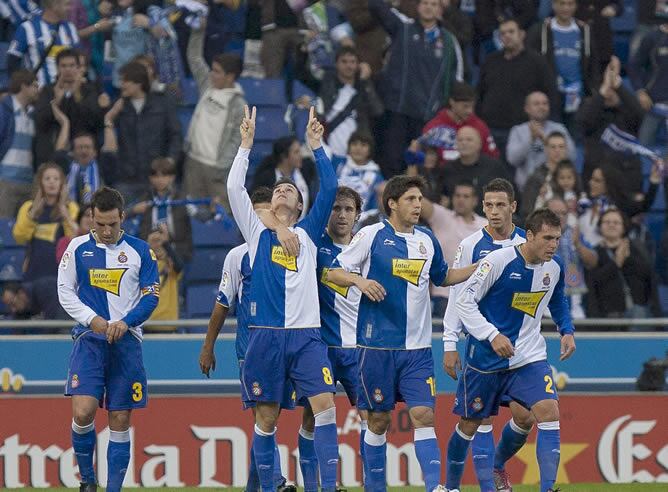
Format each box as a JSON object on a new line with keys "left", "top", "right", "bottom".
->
{"left": 322, "top": 367, "right": 333, "bottom": 385}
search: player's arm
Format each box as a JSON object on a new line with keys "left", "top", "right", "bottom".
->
{"left": 548, "top": 257, "right": 576, "bottom": 361}
{"left": 255, "top": 209, "right": 301, "bottom": 257}
{"left": 441, "top": 262, "right": 477, "bottom": 286}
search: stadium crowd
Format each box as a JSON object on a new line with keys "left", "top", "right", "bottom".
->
{"left": 0, "top": 0, "right": 667, "bottom": 331}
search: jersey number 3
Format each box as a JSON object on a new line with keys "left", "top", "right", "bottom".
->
{"left": 132, "top": 382, "right": 143, "bottom": 402}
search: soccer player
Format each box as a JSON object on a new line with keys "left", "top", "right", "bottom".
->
{"left": 227, "top": 106, "right": 341, "bottom": 492}
{"left": 442, "top": 178, "right": 534, "bottom": 492}
{"left": 199, "top": 186, "right": 297, "bottom": 492}
{"left": 445, "top": 208, "right": 576, "bottom": 492}
{"left": 327, "top": 175, "right": 477, "bottom": 492}
{"left": 57, "top": 187, "right": 160, "bottom": 492}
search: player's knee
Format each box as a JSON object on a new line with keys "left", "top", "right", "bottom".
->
{"left": 481, "top": 417, "right": 493, "bottom": 425}
{"left": 408, "top": 406, "right": 434, "bottom": 428}
{"left": 72, "top": 408, "right": 95, "bottom": 427}
{"left": 108, "top": 410, "right": 131, "bottom": 431}
{"left": 459, "top": 417, "right": 481, "bottom": 437}
{"left": 302, "top": 407, "right": 315, "bottom": 433}
{"left": 367, "top": 411, "right": 391, "bottom": 434}
{"left": 513, "top": 409, "right": 535, "bottom": 430}
{"left": 255, "top": 403, "right": 280, "bottom": 432}
{"left": 308, "top": 392, "right": 335, "bottom": 415}
{"left": 531, "top": 400, "right": 559, "bottom": 423}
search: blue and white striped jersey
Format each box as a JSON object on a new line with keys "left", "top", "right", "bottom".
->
{"left": 216, "top": 243, "right": 252, "bottom": 361}
{"left": 317, "top": 232, "right": 361, "bottom": 348}
{"left": 333, "top": 220, "right": 448, "bottom": 350}
{"left": 7, "top": 14, "right": 80, "bottom": 86}
{"left": 443, "top": 226, "right": 526, "bottom": 351}
{"left": 456, "top": 246, "right": 574, "bottom": 372}
{"left": 227, "top": 146, "right": 337, "bottom": 330}
{"left": 57, "top": 232, "right": 160, "bottom": 340}
{"left": 0, "top": 0, "right": 39, "bottom": 25}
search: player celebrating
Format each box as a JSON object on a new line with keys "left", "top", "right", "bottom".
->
{"left": 442, "top": 178, "right": 534, "bottom": 492}
{"left": 445, "top": 208, "right": 576, "bottom": 492}
{"left": 227, "top": 106, "right": 340, "bottom": 492}
{"left": 199, "top": 186, "right": 298, "bottom": 492}
{"left": 58, "top": 187, "right": 160, "bottom": 492}
{"left": 327, "top": 175, "right": 477, "bottom": 492}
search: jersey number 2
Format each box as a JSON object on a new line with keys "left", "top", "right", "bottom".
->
{"left": 132, "top": 382, "right": 143, "bottom": 402}
{"left": 544, "top": 375, "right": 555, "bottom": 394}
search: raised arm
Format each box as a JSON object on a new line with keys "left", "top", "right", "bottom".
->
{"left": 186, "top": 21, "right": 210, "bottom": 93}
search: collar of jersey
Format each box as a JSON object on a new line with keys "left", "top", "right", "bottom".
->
{"left": 384, "top": 219, "right": 415, "bottom": 236}
{"left": 90, "top": 230, "right": 125, "bottom": 248}
{"left": 482, "top": 224, "right": 518, "bottom": 242}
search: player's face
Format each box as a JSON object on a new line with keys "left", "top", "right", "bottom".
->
{"left": 528, "top": 224, "right": 561, "bottom": 262}
{"left": 328, "top": 196, "right": 358, "bottom": 238}
{"left": 271, "top": 183, "right": 303, "bottom": 215}
{"left": 483, "top": 191, "right": 516, "bottom": 229}
{"left": 391, "top": 186, "right": 423, "bottom": 225}
{"left": 452, "top": 185, "right": 477, "bottom": 216}
{"left": 525, "top": 92, "right": 550, "bottom": 121}
{"left": 92, "top": 207, "right": 124, "bottom": 244}
{"left": 41, "top": 168, "right": 62, "bottom": 197}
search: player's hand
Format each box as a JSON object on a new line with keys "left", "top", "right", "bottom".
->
{"left": 443, "top": 351, "right": 462, "bottom": 380}
{"left": 199, "top": 345, "right": 216, "bottom": 377}
{"left": 106, "top": 320, "right": 129, "bottom": 344}
{"left": 560, "top": 334, "right": 576, "bottom": 361}
{"left": 90, "top": 315, "right": 108, "bottom": 334}
{"left": 305, "top": 106, "right": 324, "bottom": 150}
{"left": 355, "top": 277, "right": 386, "bottom": 302}
{"left": 276, "top": 226, "right": 300, "bottom": 257}
{"left": 491, "top": 333, "right": 515, "bottom": 358}
{"left": 240, "top": 105, "right": 256, "bottom": 149}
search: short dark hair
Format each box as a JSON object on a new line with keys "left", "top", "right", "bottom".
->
{"left": 449, "top": 81, "right": 476, "bottom": 102}
{"left": 274, "top": 177, "right": 304, "bottom": 205}
{"left": 119, "top": 61, "right": 150, "bottom": 94}
{"left": 499, "top": 17, "right": 521, "bottom": 29}
{"left": 545, "top": 131, "right": 567, "bottom": 144}
{"left": 335, "top": 45, "right": 358, "bottom": 62}
{"left": 525, "top": 208, "right": 561, "bottom": 235}
{"left": 8, "top": 69, "right": 36, "bottom": 94}
{"left": 382, "top": 175, "right": 425, "bottom": 216}
{"left": 150, "top": 157, "right": 177, "bottom": 176}
{"left": 250, "top": 186, "right": 273, "bottom": 205}
{"left": 483, "top": 178, "right": 515, "bottom": 202}
{"left": 72, "top": 132, "right": 96, "bottom": 144}
{"left": 336, "top": 186, "right": 363, "bottom": 213}
{"left": 56, "top": 48, "right": 79, "bottom": 66}
{"left": 212, "top": 53, "right": 243, "bottom": 80}
{"left": 453, "top": 180, "right": 477, "bottom": 194}
{"left": 91, "top": 186, "right": 125, "bottom": 215}
{"left": 347, "top": 131, "right": 375, "bottom": 156}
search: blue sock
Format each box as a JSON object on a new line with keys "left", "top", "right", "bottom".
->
{"left": 363, "top": 429, "right": 387, "bottom": 492}
{"left": 414, "top": 427, "right": 441, "bottom": 492}
{"left": 495, "top": 419, "right": 530, "bottom": 471}
{"left": 536, "top": 422, "right": 560, "bottom": 492}
{"left": 298, "top": 427, "right": 319, "bottom": 492}
{"left": 273, "top": 445, "right": 284, "bottom": 487}
{"left": 71, "top": 420, "right": 96, "bottom": 485}
{"left": 445, "top": 424, "right": 474, "bottom": 490}
{"left": 360, "top": 420, "right": 368, "bottom": 483}
{"left": 314, "top": 407, "right": 339, "bottom": 492}
{"left": 247, "top": 440, "right": 260, "bottom": 492}
{"left": 253, "top": 425, "right": 276, "bottom": 491}
{"left": 106, "top": 430, "right": 130, "bottom": 492}
{"left": 472, "top": 425, "right": 495, "bottom": 492}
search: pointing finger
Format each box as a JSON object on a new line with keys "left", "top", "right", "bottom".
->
{"left": 309, "top": 106, "right": 315, "bottom": 121}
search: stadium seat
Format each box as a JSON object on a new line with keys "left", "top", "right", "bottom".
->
{"left": 191, "top": 218, "right": 242, "bottom": 247}
{"left": 0, "top": 249, "right": 24, "bottom": 281}
{"left": 185, "top": 247, "right": 230, "bottom": 283}
{"left": 0, "top": 42, "right": 8, "bottom": 71}
{"left": 292, "top": 80, "right": 316, "bottom": 102}
{"left": 0, "top": 218, "right": 17, "bottom": 248}
{"left": 254, "top": 107, "right": 290, "bottom": 141}
{"left": 181, "top": 77, "right": 199, "bottom": 106}
{"left": 185, "top": 282, "right": 220, "bottom": 319}
{"left": 658, "top": 285, "right": 668, "bottom": 316}
{"left": 239, "top": 77, "right": 286, "bottom": 107}
{"left": 610, "top": 1, "right": 636, "bottom": 33}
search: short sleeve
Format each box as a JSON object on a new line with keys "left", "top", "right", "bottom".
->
{"left": 429, "top": 234, "right": 448, "bottom": 286}
{"left": 331, "top": 226, "right": 374, "bottom": 272}
{"left": 216, "top": 251, "right": 242, "bottom": 307}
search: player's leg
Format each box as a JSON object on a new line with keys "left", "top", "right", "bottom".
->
{"left": 363, "top": 410, "right": 391, "bottom": 491}
{"left": 106, "top": 410, "right": 132, "bottom": 492}
{"left": 358, "top": 408, "right": 369, "bottom": 483}
{"left": 240, "top": 359, "right": 261, "bottom": 492}
{"left": 306, "top": 392, "right": 338, "bottom": 492}
{"left": 71, "top": 396, "right": 100, "bottom": 489}
{"left": 253, "top": 402, "right": 281, "bottom": 492}
{"left": 408, "top": 406, "right": 442, "bottom": 492}
{"left": 299, "top": 404, "right": 319, "bottom": 492}
{"left": 493, "top": 401, "right": 534, "bottom": 491}
{"left": 471, "top": 417, "right": 495, "bottom": 492}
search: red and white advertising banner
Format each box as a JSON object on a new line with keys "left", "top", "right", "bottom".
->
{"left": 0, "top": 394, "right": 667, "bottom": 487}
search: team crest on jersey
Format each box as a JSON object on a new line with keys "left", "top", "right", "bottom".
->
{"left": 117, "top": 251, "right": 128, "bottom": 263}
{"left": 252, "top": 382, "right": 262, "bottom": 396}
{"left": 71, "top": 374, "right": 79, "bottom": 389}
{"left": 373, "top": 388, "right": 384, "bottom": 403}
{"left": 542, "top": 273, "right": 551, "bottom": 287}
{"left": 271, "top": 246, "right": 297, "bottom": 271}
{"left": 391, "top": 258, "right": 427, "bottom": 286}
{"left": 511, "top": 291, "right": 547, "bottom": 317}
{"left": 89, "top": 268, "right": 128, "bottom": 296}
{"left": 418, "top": 242, "right": 427, "bottom": 255}
{"left": 471, "top": 397, "right": 483, "bottom": 412}
{"left": 321, "top": 268, "right": 349, "bottom": 297}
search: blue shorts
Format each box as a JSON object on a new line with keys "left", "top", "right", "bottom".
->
{"left": 64, "top": 332, "right": 147, "bottom": 411}
{"left": 239, "top": 359, "right": 296, "bottom": 410}
{"left": 328, "top": 347, "right": 359, "bottom": 406}
{"left": 454, "top": 360, "right": 558, "bottom": 419}
{"left": 358, "top": 347, "right": 435, "bottom": 412}
{"left": 242, "top": 328, "right": 336, "bottom": 404}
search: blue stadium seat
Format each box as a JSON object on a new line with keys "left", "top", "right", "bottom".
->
{"left": 0, "top": 218, "right": 17, "bottom": 248}
{"left": 293, "top": 108, "right": 310, "bottom": 142}
{"left": 0, "top": 249, "right": 24, "bottom": 281}
{"left": 181, "top": 77, "right": 199, "bottom": 106}
{"left": 0, "top": 71, "right": 7, "bottom": 89}
{"left": 185, "top": 282, "right": 220, "bottom": 319}
{"left": 239, "top": 78, "right": 286, "bottom": 107}
{"left": 0, "top": 42, "right": 8, "bottom": 71}
{"left": 292, "top": 80, "right": 316, "bottom": 103}
{"left": 659, "top": 285, "right": 668, "bottom": 316}
{"left": 191, "top": 219, "right": 243, "bottom": 247}
{"left": 610, "top": 1, "right": 636, "bottom": 33}
{"left": 255, "top": 107, "right": 290, "bottom": 141}
{"left": 185, "top": 247, "right": 229, "bottom": 283}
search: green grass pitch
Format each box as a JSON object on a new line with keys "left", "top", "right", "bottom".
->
{"left": 26, "top": 485, "right": 668, "bottom": 491}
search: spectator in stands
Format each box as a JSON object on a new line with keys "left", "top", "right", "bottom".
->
{"left": 104, "top": 62, "right": 182, "bottom": 203}
{"left": 1, "top": 278, "right": 69, "bottom": 323}
{"left": 472, "top": 0, "right": 537, "bottom": 63}
{"left": 55, "top": 204, "right": 91, "bottom": 263}
{"left": 575, "top": 1, "right": 624, "bottom": 73}
{"left": 406, "top": 142, "right": 448, "bottom": 204}
{"left": 439, "top": 0, "right": 474, "bottom": 54}
{"left": 442, "top": 126, "right": 510, "bottom": 212}
{"left": 297, "top": 46, "right": 383, "bottom": 158}
{"left": 507, "top": 91, "right": 576, "bottom": 188}
{"left": 204, "top": 0, "right": 247, "bottom": 63}
{"left": 420, "top": 179, "right": 486, "bottom": 315}
{"left": 110, "top": 0, "right": 150, "bottom": 90}
{"left": 527, "top": 0, "right": 600, "bottom": 132}
{"left": 370, "top": 0, "right": 463, "bottom": 178}
{"left": 70, "top": 0, "right": 113, "bottom": 76}
{"left": 251, "top": 136, "right": 315, "bottom": 219}
{"left": 256, "top": 0, "right": 304, "bottom": 78}
{"left": 184, "top": 21, "right": 244, "bottom": 211}
{"left": 519, "top": 132, "right": 570, "bottom": 218}
{"left": 132, "top": 54, "right": 166, "bottom": 94}
{"left": 477, "top": 17, "right": 558, "bottom": 155}
{"left": 630, "top": 0, "right": 662, "bottom": 61}
{"left": 421, "top": 81, "right": 498, "bottom": 163}
{"left": 0, "top": 69, "right": 38, "bottom": 218}
{"left": 129, "top": 157, "right": 193, "bottom": 263}
{"left": 0, "top": 0, "right": 39, "bottom": 35}
{"left": 13, "top": 162, "right": 79, "bottom": 282}
{"left": 587, "top": 208, "right": 659, "bottom": 325}
{"left": 6, "top": 0, "right": 81, "bottom": 86}
{"left": 33, "top": 48, "right": 107, "bottom": 165}
{"left": 628, "top": 20, "right": 668, "bottom": 148}
{"left": 146, "top": 223, "right": 184, "bottom": 332}
{"left": 344, "top": 0, "right": 388, "bottom": 75}
{"left": 577, "top": 56, "right": 645, "bottom": 188}
{"left": 546, "top": 159, "right": 586, "bottom": 214}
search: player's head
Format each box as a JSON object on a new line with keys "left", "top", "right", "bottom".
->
{"left": 250, "top": 186, "right": 273, "bottom": 212}
{"left": 524, "top": 208, "right": 562, "bottom": 262}
{"left": 328, "top": 186, "right": 362, "bottom": 239}
{"left": 90, "top": 186, "right": 125, "bottom": 245}
{"left": 272, "top": 178, "right": 304, "bottom": 220}
{"left": 383, "top": 175, "right": 425, "bottom": 226}
{"left": 482, "top": 178, "right": 517, "bottom": 230}
{"left": 451, "top": 180, "right": 478, "bottom": 217}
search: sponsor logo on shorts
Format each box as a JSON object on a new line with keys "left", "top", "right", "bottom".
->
{"left": 252, "top": 382, "right": 262, "bottom": 396}
{"left": 373, "top": 388, "right": 384, "bottom": 403}
{"left": 271, "top": 246, "right": 297, "bottom": 271}
{"left": 391, "top": 258, "right": 427, "bottom": 286}
{"left": 510, "top": 291, "right": 547, "bottom": 317}
{"left": 471, "top": 397, "right": 483, "bottom": 412}
{"left": 89, "top": 268, "right": 128, "bottom": 296}
{"left": 118, "top": 251, "right": 128, "bottom": 263}
{"left": 71, "top": 374, "right": 79, "bottom": 389}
